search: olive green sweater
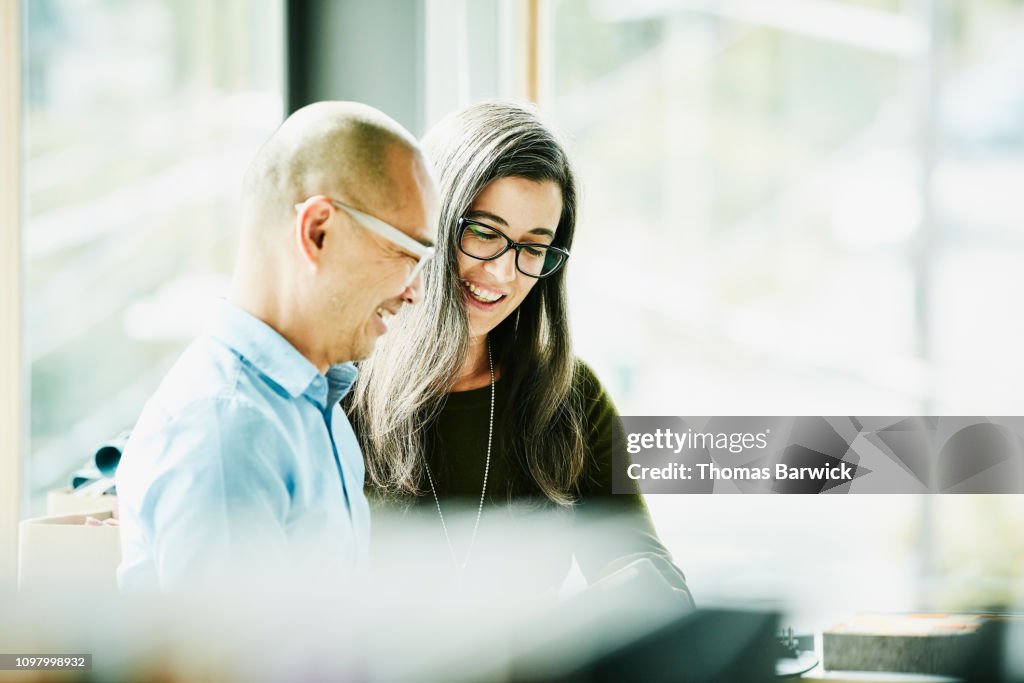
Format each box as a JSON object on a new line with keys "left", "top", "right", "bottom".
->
{"left": 365, "top": 361, "right": 692, "bottom": 599}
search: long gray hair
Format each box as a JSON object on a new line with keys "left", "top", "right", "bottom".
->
{"left": 350, "top": 100, "right": 585, "bottom": 506}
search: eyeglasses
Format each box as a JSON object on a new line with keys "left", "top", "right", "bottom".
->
{"left": 457, "top": 218, "right": 569, "bottom": 279}
{"left": 294, "top": 196, "right": 436, "bottom": 288}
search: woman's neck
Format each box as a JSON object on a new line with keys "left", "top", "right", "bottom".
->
{"left": 451, "top": 334, "right": 492, "bottom": 392}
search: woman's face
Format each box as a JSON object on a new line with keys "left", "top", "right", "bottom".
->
{"left": 457, "top": 176, "right": 563, "bottom": 340}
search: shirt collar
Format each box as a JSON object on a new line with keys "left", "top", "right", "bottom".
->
{"left": 208, "top": 300, "right": 358, "bottom": 408}
{"left": 325, "top": 363, "right": 359, "bottom": 408}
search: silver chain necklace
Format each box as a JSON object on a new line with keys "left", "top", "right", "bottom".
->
{"left": 423, "top": 338, "right": 493, "bottom": 573}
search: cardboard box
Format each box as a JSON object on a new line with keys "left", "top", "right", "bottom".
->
{"left": 46, "top": 487, "right": 118, "bottom": 516}
{"left": 18, "top": 511, "right": 121, "bottom": 592}
{"left": 822, "top": 613, "right": 1005, "bottom": 676}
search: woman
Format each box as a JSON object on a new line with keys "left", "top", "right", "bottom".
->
{"left": 351, "top": 100, "right": 692, "bottom": 602}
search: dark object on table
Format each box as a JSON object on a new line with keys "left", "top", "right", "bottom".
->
{"left": 513, "top": 608, "right": 780, "bottom": 683}
{"left": 509, "top": 558, "right": 776, "bottom": 683}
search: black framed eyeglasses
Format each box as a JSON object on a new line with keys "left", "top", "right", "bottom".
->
{"left": 456, "top": 218, "right": 569, "bottom": 279}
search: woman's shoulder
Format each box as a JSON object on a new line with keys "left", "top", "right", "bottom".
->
{"left": 569, "top": 358, "right": 623, "bottom": 493}
{"left": 571, "top": 358, "right": 618, "bottom": 418}
{"left": 572, "top": 356, "right": 608, "bottom": 392}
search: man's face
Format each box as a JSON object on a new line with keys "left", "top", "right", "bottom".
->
{"left": 318, "top": 151, "right": 438, "bottom": 364}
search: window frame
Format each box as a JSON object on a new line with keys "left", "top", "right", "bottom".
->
{"left": 1, "top": 0, "right": 25, "bottom": 584}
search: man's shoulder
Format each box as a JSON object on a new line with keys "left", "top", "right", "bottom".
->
{"left": 145, "top": 335, "right": 244, "bottom": 413}
{"left": 121, "top": 337, "right": 300, "bottom": 467}
{"left": 147, "top": 335, "right": 275, "bottom": 418}
{"left": 118, "top": 336, "right": 292, "bottom": 489}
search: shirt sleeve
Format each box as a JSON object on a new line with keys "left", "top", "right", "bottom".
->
{"left": 133, "top": 397, "right": 293, "bottom": 591}
{"left": 571, "top": 361, "right": 695, "bottom": 606}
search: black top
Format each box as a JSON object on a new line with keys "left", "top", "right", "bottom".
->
{"left": 365, "top": 361, "right": 692, "bottom": 601}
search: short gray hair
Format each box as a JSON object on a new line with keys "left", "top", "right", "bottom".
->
{"left": 240, "top": 101, "right": 420, "bottom": 238}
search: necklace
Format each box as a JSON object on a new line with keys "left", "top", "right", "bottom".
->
{"left": 423, "top": 338, "right": 493, "bottom": 573}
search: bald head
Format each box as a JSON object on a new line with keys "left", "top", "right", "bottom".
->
{"left": 241, "top": 101, "right": 424, "bottom": 238}
{"left": 230, "top": 101, "right": 438, "bottom": 368}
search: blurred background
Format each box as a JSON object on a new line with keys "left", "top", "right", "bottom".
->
{"left": 6, "top": 0, "right": 1024, "bottom": 621}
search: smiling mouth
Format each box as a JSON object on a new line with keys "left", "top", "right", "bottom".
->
{"left": 462, "top": 280, "right": 506, "bottom": 304}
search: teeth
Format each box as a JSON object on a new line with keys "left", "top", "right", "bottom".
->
{"left": 463, "top": 280, "right": 502, "bottom": 303}
{"left": 376, "top": 307, "right": 393, "bottom": 320}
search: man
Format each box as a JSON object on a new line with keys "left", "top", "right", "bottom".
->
{"left": 116, "top": 102, "right": 438, "bottom": 591}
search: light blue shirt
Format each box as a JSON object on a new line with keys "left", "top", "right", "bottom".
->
{"left": 116, "top": 300, "right": 370, "bottom": 591}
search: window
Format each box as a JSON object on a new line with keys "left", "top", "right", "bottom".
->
{"left": 548, "top": 0, "right": 1024, "bottom": 612}
{"left": 24, "top": 0, "right": 285, "bottom": 512}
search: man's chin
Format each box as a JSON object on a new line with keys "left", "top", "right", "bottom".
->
{"left": 348, "top": 336, "right": 379, "bottom": 363}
